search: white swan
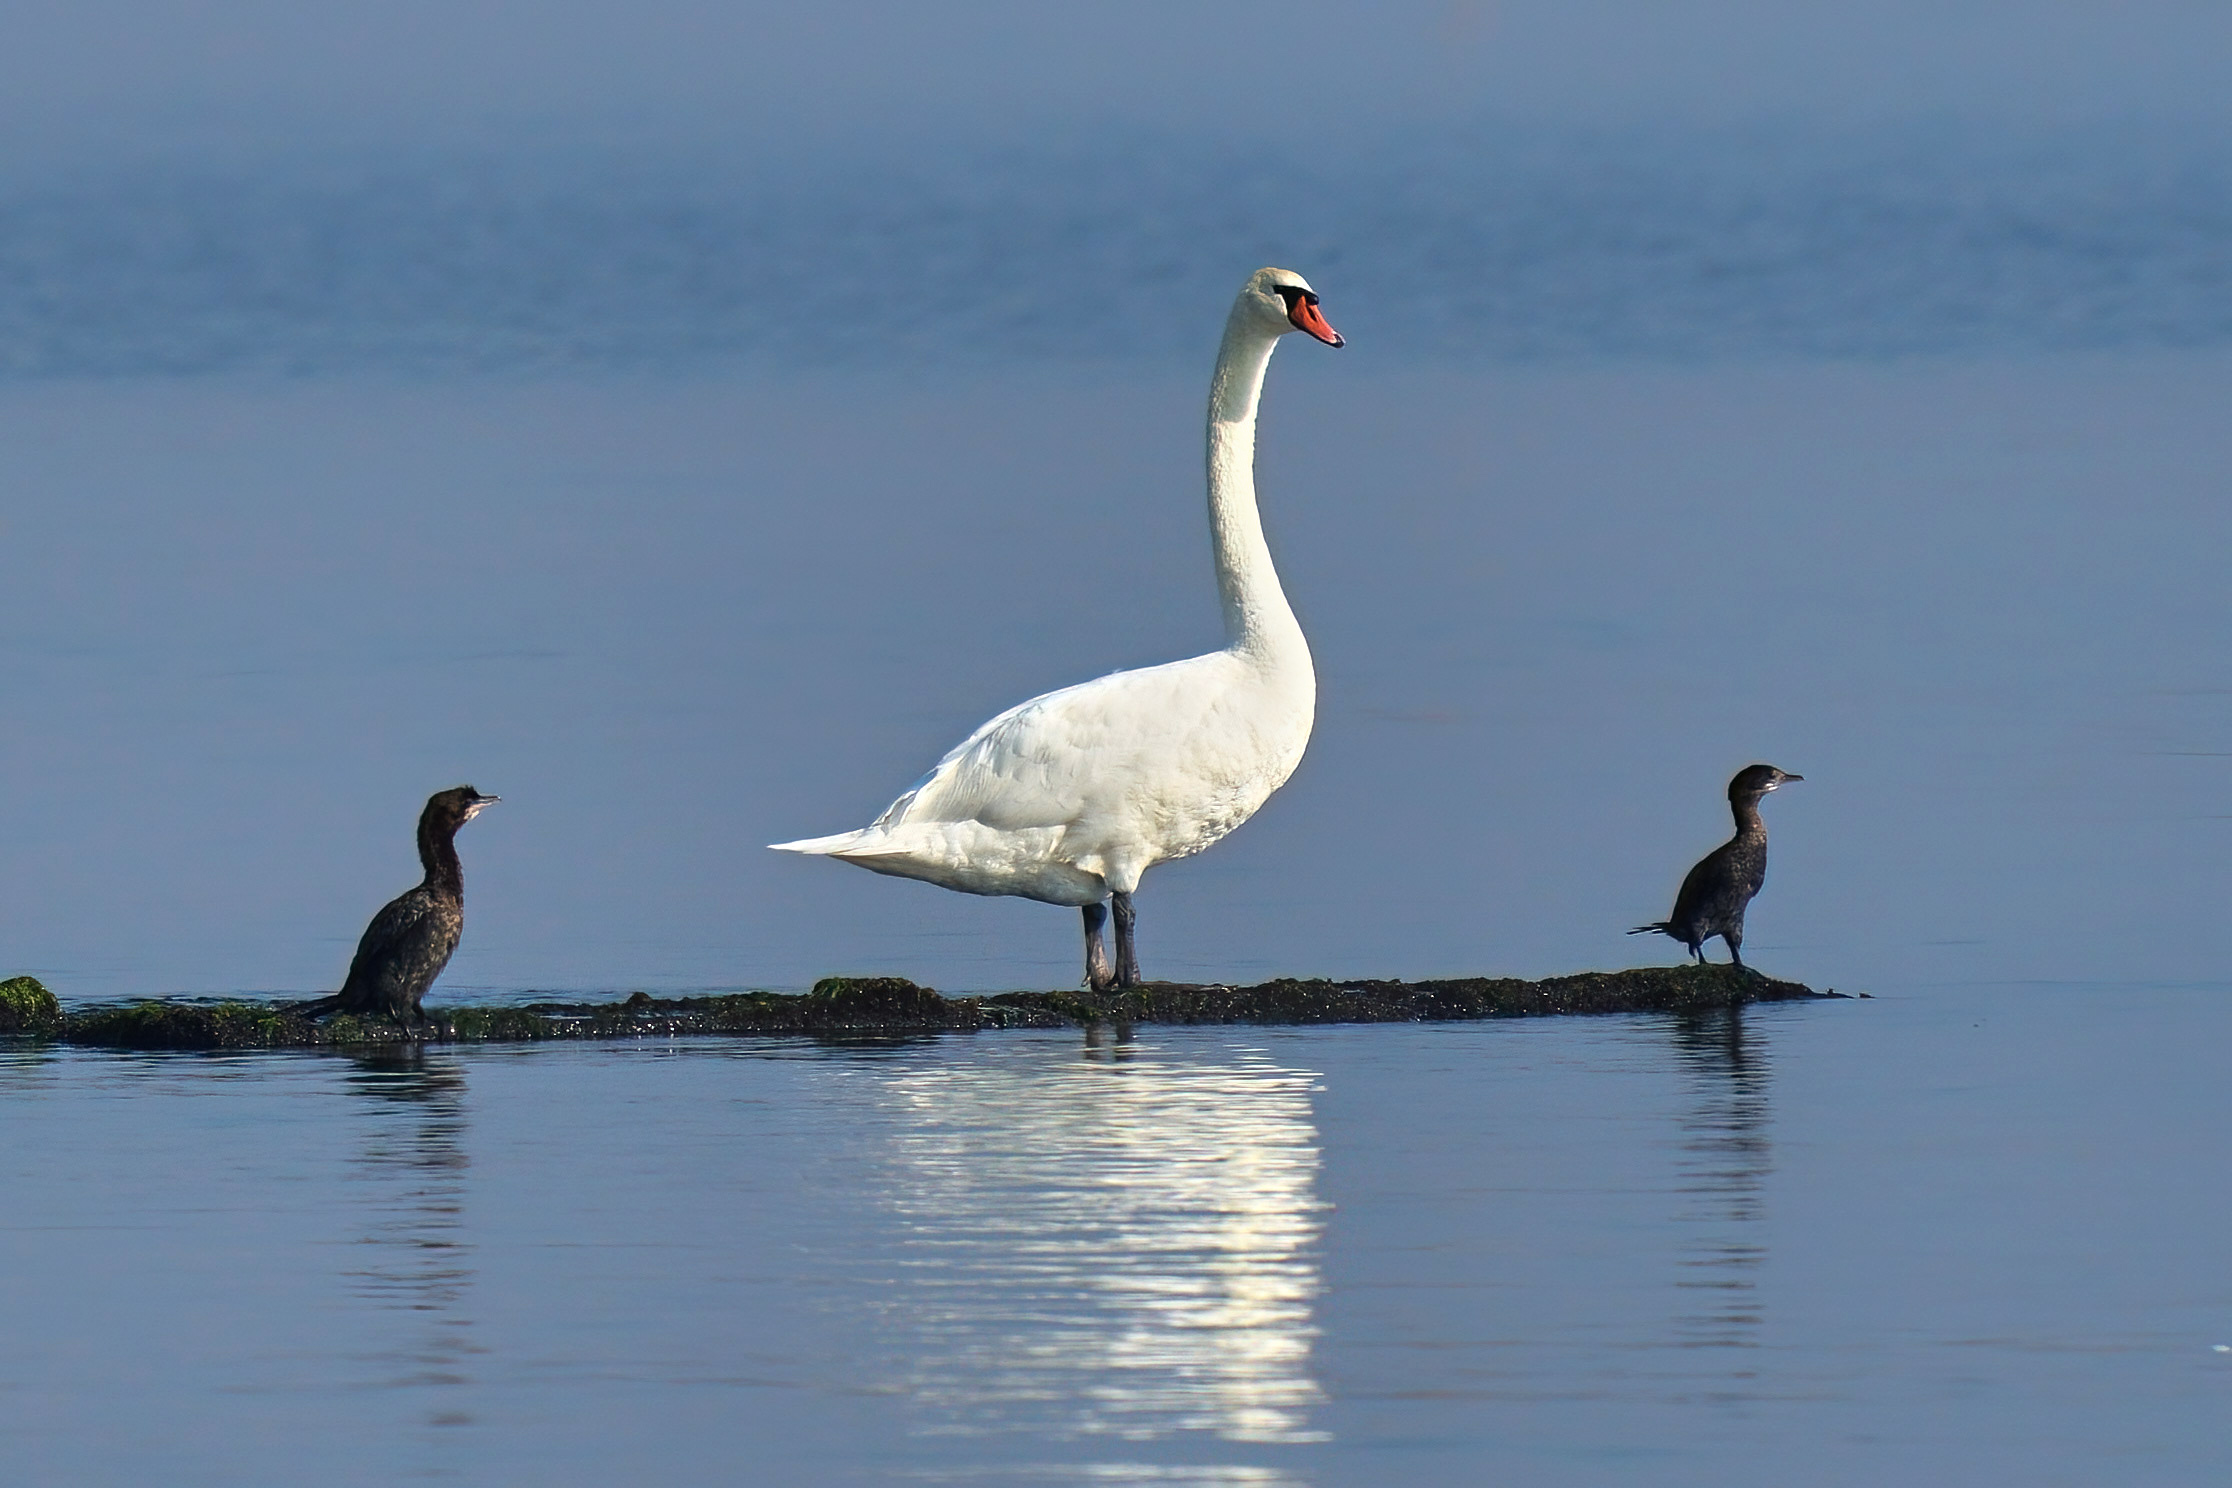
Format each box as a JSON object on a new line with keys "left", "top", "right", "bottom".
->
{"left": 771, "top": 267, "right": 1343, "bottom": 989}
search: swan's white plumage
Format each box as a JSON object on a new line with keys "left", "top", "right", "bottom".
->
{"left": 775, "top": 648, "right": 1310, "bottom": 903}
{"left": 771, "top": 267, "right": 1328, "bottom": 910}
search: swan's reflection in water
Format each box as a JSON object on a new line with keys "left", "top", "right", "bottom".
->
{"left": 871, "top": 1031, "right": 1327, "bottom": 1447}
{"left": 341, "top": 1048, "right": 478, "bottom": 1421}
{"left": 1666, "top": 1008, "right": 1773, "bottom": 1359}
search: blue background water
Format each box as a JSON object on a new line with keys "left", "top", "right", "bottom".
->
{"left": 3, "top": 126, "right": 2232, "bottom": 376}
{"left": 4, "top": 340, "right": 2229, "bottom": 996}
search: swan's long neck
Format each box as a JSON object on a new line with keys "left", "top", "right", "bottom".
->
{"left": 1206, "top": 316, "right": 1308, "bottom": 665}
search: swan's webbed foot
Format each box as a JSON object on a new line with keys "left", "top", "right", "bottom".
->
{"left": 1083, "top": 903, "right": 1117, "bottom": 992}
{"left": 1111, "top": 891, "right": 1141, "bottom": 989}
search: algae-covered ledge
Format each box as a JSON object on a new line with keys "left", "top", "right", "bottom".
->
{"left": 0, "top": 965, "right": 1840, "bottom": 1052}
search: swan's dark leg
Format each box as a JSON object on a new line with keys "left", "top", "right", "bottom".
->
{"left": 1111, "top": 891, "right": 1141, "bottom": 988}
{"left": 1083, "top": 903, "right": 1116, "bottom": 992}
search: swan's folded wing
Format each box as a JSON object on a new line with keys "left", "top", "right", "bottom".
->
{"left": 875, "top": 661, "right": 1209, "bottom": 832}
{"left": 873, "top": 693, "right": 1088, "bottom": 831}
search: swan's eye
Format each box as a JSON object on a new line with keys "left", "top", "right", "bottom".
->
{"left": 1273, "top": 286, "right": 1314, "bottom": 312}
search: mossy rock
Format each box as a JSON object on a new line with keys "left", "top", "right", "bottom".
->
{"left": 986, "top": 961, "right": 1821, "bottom": 1027}
{"left": 432, "top": 1005, "right": 572, "bottom": 1042}
{"left": 0, "top": 976, "right": 63, "bottom": 1037}
{"left": 65, "top": 999, "right": 322, "bottom": 1050}
{"left": 803, "top": 976, "right": 952, "bottom": 1025}
{"left": 31, "top": 964, "right": 1837, "bottom": 1052}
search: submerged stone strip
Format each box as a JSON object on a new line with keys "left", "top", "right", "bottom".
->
{"left": 0, "top": 965, "right": 1837, "bottom": 1052}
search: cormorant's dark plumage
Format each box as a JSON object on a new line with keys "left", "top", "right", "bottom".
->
{"left": 290, "top": 786, "right": 498, "bottom": 1030}
{"left": 1629, "top": 764, "right": 1800, "bottom": 969}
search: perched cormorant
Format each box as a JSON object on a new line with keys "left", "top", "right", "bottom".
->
{"left": 1630, "top": 765, "right": 1800, "bottom": 969}
{"left": 290, "top": 786, "right": 498, "bottom": 1030}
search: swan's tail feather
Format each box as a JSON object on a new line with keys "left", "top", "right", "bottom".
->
{"left": 768, "top": 831, "right": 864, "bottom": 855}
{"left": 769, "top": 829, "right": 909, "bottom": 858}
{"left": 1628, "top": 922, "right": 1671, "bottom": 937}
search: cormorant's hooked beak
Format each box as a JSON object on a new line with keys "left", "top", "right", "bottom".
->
{"left": 1774, "top": 773, "right": 1803, "bottom": 787}
{"left": 1287, "top": 291, "right": 1344, "bottom": 347}
{"left": 464, "top": 793, "right": 500, "bottom": 820}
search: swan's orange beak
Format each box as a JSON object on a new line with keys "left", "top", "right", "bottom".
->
{"left": 1289, "top": 295, "right": 1344, "bottom": 347}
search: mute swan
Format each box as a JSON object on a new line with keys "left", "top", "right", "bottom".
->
{"left": 770, "top": 267, "right": 1343, "bottom": 990}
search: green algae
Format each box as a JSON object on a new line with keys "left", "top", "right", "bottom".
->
{"left": 64, "top": 999, "right": 320, "bottom": 1050}
{"left": 0, "top": 976, "right": 63, "bottom": 1037}
{"left": 1058, "top": 964, "right": 1829, "bottom": 1025}
{"left": 6, "top": 962, "right": 1838, "bottom": 1052}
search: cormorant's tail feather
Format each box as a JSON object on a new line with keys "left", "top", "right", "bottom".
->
{"left": 1628, "top": 923, "right": 1671, "bottom": 937}
{"left": 283, "top": 993, "right": 344, "bottom": 1019}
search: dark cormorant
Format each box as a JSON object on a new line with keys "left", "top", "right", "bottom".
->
{"left": 1629, "top": 765, "right": 1800, "bottom": 969}
{"left": 290, "top": 786, "right": 498, "bottom": 1030}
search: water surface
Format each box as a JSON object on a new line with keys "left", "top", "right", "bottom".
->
{"left": 3, "top": 353, "right": 2228, "bottom": 995}
{"left": 3, "top": 124, "right": 2229, "bottom": 1484}
{"left": 3, "top": 987, "right": 2224, "bottom": 1484}
{"left": 4, "top": 127, "right": 2231, "bottom": 376}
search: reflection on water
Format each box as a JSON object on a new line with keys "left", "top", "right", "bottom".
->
{"left": 341, "top": 1048, "right": 479, "bottom": 1424}
{"left": 871, "top": 1036, "right": 1328, "bottom": 1449}
{"left": 1666, "top": 1009, "right": 1773, "bottom": 1361}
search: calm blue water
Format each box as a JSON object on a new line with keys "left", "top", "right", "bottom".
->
{"left": 3, "top": 353, "right": 2227, "bottom": 997}
{"left": 3, "top": 124, "right": 2230, "bottom": 1482}
{"left": 2, "top": 125, "right": 2231, "bottom": 376}
{"left": 3, "top": 988, "right": 2226, "bottom": 1485}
